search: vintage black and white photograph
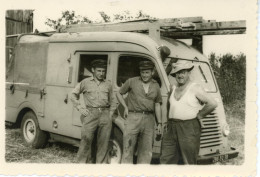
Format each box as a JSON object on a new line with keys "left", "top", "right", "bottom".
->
{"left": 2, "top": 0, "right": 257, "bottom": 176}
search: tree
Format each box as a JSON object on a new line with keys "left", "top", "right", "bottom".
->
{"left": 45, "top": 10, "right": 93, "bottom": 29}
{"left": 45, "top": 10, "right": 155, "bottom": 29}
{"left": 113, "top": 10, "right": 155, "bottom": 22}
{"left": 209, "top": 53, "right": 246, "bottom": 104}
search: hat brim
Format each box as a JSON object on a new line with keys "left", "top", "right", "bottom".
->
{"left": 139, "top": 66, "right": 154, "bottom": 70}
{"left": 170, "top": 66, "right": 194, "bottom": 77}
{"left": 92, "top": 64, "right": 107, "bottom": 68}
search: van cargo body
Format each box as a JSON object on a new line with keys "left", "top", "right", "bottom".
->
{"left": 5, "top": 31, "right": 238, "bottom": 164}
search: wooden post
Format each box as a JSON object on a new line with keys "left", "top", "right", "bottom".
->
{"left": 148, "top": 22, "right": 160, "bottom": 42}
{"left": 192, "top": 35, "right": 203, "bottom": 53}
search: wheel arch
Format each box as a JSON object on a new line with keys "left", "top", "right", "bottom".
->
{"left": 112, "top": 117, "right": 124, "bottom": 137}
{"left": 15, "top": 102, "right": 38, "bottom": 128}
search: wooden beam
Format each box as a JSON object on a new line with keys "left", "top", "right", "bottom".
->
{"left": 61, "top": 21, "right": 152, "bottom": 33}
{"left": 160, "top": 17, "right": 204, "bottom": 23}
{"left": 161, "top": 29, "right": 246, "bottom": 38}
{"left": 192, "top": 36, "right": 203, "bottom": 53}
{"left": 160, "top": 20, "right": 246, "bottom": 32}
{"left": 195, "top": 20, "right": 246, "bottom": 30}
{"left": 61, "top": 21, "right": 161, "bottom": 40}
{"left": 61, "top": 19, "right": 246, "bottom": 35}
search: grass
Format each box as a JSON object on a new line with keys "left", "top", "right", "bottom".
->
{"left": 216, "top": 99, "right": 245, "bottom": 165}
{"left": 5, "top": 100, "right": 245, "bottom": 164}
{"left": 5, "top": 128, "right": 78, "bottom": 163}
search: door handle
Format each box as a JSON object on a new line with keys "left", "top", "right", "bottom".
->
{"left": 9, "top": 84, "right": 15, "bottom": 94}
{"left": 64, "top": 94, "right": 68, "bottom": 104}
{"left": 40, "top": 89, "right": 46, "bottom": 99}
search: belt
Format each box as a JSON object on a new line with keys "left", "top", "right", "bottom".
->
{"left": 86, "top": 106, "right": 110, "bottom": 111}
{"left": 129, "top": 110, "right": 154, "bottom": 114}
{"left": 168, "top": 118, "right": 197, "bottom": 122}
{"left": 86, "top": 106, "right": 110, "bottom": 108}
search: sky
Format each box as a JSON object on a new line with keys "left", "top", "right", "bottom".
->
{"left": 22, "top": 0, "right": 249, "bottom": 57}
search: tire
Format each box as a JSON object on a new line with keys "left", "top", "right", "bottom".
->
{"left": 21, "top": 111, "right": 48, "bottom": 148}
{"left": 108, "top": 127, "right": 123, "bottom": 164}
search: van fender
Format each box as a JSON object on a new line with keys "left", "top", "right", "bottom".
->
{"left": 113, "top": 116, "right": 125, "bottom": 133}
{"left": 16, "top": 101, "right": 43, "bottom": 129}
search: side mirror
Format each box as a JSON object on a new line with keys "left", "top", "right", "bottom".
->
{"left": 160, "top": 46, "right": 171, "bottom": 61}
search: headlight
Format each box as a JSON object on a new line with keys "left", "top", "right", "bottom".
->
{"left": 222, "top": 124, "right": 230, "bottom": 137}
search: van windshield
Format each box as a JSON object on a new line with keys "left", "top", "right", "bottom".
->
{"left": 165, "top": 58, "right": 217, "bottom": 92}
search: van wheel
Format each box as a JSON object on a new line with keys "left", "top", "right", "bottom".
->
{"left": 108, "top": 127, "right": 123, "bottom": 164}
{"left": 21, "top": 111, "right": 47, "bottom": 148}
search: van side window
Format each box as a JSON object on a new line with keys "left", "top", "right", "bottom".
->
{"left": 78, "top": 55, "right": 108, "bottom": 82}
{"left": 117, "top": 55, "right": 161, "bottom": 87}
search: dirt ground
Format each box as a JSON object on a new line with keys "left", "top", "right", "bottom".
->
{"left": 5, "top": 102, "right": 244, "bottom": 164}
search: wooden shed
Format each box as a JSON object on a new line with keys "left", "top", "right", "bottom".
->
{"left": 6, "top": 10, "right": 34, "bottom": 68}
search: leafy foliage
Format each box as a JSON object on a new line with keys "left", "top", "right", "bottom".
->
{"left": 112, "top": 10, "right": 154, "bottom": 22}
{"left": 45, "top": 10, "right": 155, "bottom": 29}
{"left": 45, "top": 10, "right": 93, "bottom": 29}
{"left": 209, "top": 53, "right": 246, "bottom": 104}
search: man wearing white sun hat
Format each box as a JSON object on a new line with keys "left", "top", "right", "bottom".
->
{"left": 160, "top": 60, "right": 217, "bottom": 164}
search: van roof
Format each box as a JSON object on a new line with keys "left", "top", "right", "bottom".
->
{"left": 18, "top": 32, "right": 208, "bottom": 62}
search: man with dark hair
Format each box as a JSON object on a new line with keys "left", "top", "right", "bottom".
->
{"left": 160, "top": 60, "right": 217, "bottom": 164}
{"left": 70, "top": 59, "right": 115, "bottom": 163}
{"left": 116, "top": 60, "right": 162, "bottom": 164}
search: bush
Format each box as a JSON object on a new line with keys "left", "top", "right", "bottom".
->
{"left": 209, "top": 53, "right": 246, "bottom": 104}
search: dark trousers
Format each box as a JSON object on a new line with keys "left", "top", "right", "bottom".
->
{"left": 160, "top": 118, "right": 201, "bottom": 164}
{"left": 77, "top": 108, "right": 112, "bottom": 163}
{"left": 122, "top": 112, "right": 155, "bottom": 164}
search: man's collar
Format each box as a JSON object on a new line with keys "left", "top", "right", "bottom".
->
{"left": 90, "top": 76, "right": 105, "bottom": 82}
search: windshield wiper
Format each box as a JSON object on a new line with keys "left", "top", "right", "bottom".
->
{"left": 194, "top": 57, "right": 208, "bottom": 83}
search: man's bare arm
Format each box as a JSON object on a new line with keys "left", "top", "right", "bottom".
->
{"left": 193, "top": 84, "right": 218, "bottom": 119}
{"left": 155, "top": 102, "right": 162, "bottom": 134}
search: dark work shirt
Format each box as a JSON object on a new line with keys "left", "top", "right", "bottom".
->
{"left": 71, "top": 77, "right": 116, "bottom": 111}
{"left": 119, "top": 77, "right": 162, "bottom": 112}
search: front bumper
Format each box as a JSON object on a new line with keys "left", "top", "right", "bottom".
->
{"left": 197, "top": 147, "right": 239, "bottom": 164}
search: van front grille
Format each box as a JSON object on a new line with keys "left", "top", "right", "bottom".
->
{"left": 200, "top": 112, "right": 222, "bottom": 149}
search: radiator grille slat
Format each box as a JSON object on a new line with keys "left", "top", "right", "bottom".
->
{"left": 201, "top": 129, "right": 220, "bottom": 134}
{"left": 200, "top": 134, "right": 222, "bottom": 140}
{"left": 200, "top": 142, "right": 222, "bottom": 148}
{"left": 199, "top": 111, "right": 223, "bottom": 150}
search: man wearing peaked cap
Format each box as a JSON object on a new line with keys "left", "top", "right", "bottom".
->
{"left": 70, "top": 59, "right": 116, "bottom": 163}
{"left": 116, "top": 60, "right": 162, "bottom": 164}
{"left": 160, "top": 59, "right": 217, "bottom": 164}
{"left": 91, "top": 59, "right": 107, "bottom": 68}
{"left": 139, "top": 60, "right": 154, "bottom": 70}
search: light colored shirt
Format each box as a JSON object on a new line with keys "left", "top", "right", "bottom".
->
{"left": 169, "top": 82, "right": 203, "bottom": 120}
{"left": 70, "top": 77, "right": 116, "bottom": 111}
{"left": 119, "top": 77, "right": 162, "bottom": 112}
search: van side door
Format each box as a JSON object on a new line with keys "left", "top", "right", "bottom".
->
{"left": 113, "top": 53, "right": 168, "bottom": 157}
{"left": 43, "top": 43, "right": 79, "bottom": 138}
{"left": 71, "top": 52, "right": 112, "bottom": 127}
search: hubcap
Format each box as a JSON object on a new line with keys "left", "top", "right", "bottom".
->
{"left": 108, "top": 140, "right": 122, "bottom": 164}
{"left": 23, "top": 119, "right": 36, "bottom": 143}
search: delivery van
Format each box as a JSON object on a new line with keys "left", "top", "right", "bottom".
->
{"left": 5, "top": 29, "right": 238, "bottom": 164}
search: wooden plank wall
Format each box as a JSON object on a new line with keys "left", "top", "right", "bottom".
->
{"left": 6, "top": 10, "right": 34, "bottom": 67}
{"left": 6, "top": 10, "right": 34, "bottom": 48}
